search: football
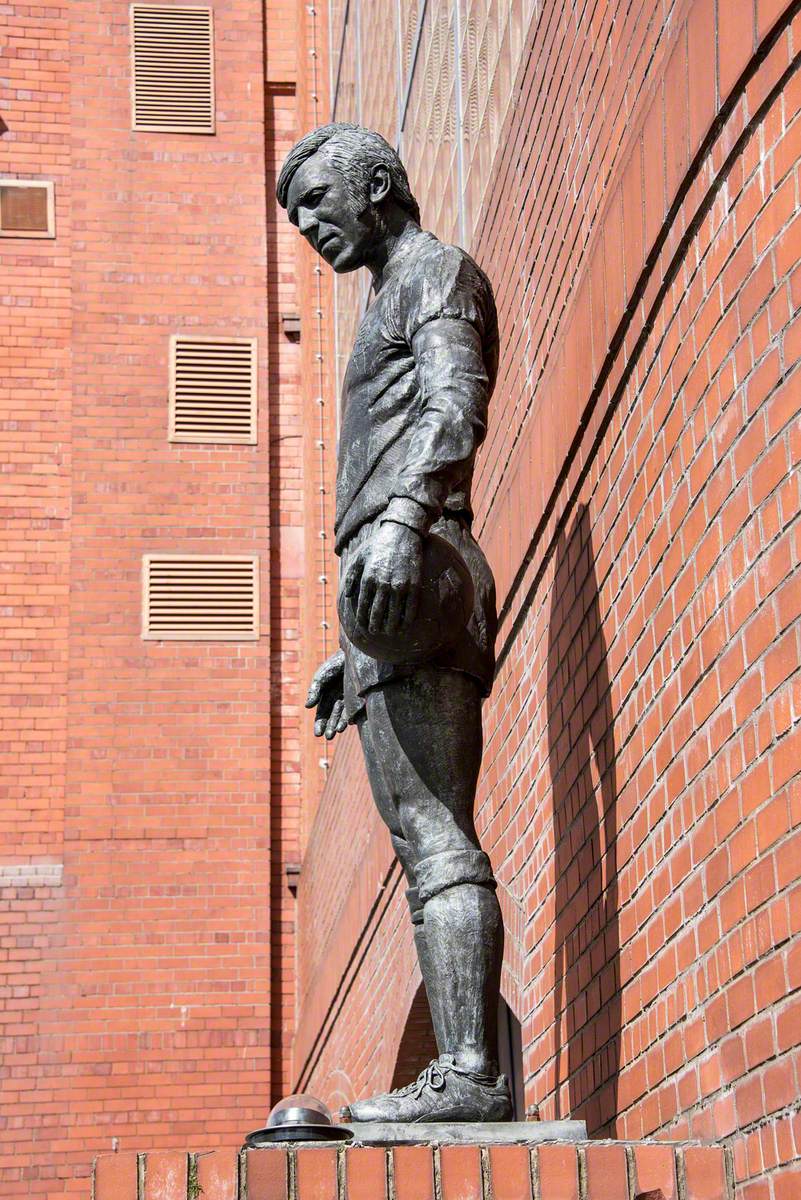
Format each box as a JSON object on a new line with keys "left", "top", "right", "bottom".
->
{"left": 338, "top": 532, "right": 475, "bottom": 665}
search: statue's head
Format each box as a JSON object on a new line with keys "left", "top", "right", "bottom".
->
{"left": 276, "top": 123, "right": 420, "bottom": 273}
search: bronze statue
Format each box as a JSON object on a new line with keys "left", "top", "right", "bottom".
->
{"left": 278, "top": 124, "right": 510, "bottom": 1123}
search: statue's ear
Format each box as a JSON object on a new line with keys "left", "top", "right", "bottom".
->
{"left": 369, "top": 164, "right": 391, "bottom": 205}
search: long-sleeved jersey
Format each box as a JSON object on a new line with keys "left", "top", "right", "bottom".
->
{"left": 335, "top": 229, "right": 499, "bottom": 718}
{"left": 334, "top": 230, "right": 499, "bottom": 554}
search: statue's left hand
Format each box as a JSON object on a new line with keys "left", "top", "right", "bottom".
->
{"left": 344, "top": 521, "right": 423, "bottom": 636}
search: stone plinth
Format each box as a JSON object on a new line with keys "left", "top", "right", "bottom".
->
{"left": 93, "top": 1141, "right": 733, "bottom": 1199}
{"left": 346, "top": 1118, "right": 586, "bottom": 1145}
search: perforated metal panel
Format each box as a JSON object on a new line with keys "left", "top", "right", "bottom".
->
{"left": 130, "top": 5, "right": 214, "bottom": 133}
{"left": 0, "top": 180, "right": 55, "bottom": 237}
{"left": 142, "top": 555, "right": 259, "bottom": 640}
{"left": 169, "top": 335, "right": 257, "bottom": 443}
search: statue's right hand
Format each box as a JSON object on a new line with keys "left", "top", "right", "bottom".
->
{"left": 305, "top": 649, "right": 347, "bottom": 740}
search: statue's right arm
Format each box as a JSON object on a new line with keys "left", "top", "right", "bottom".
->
{"left": 381, "top": 315, "right": 489, "bottom": 537}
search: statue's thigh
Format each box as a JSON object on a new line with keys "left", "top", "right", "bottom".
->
{"left": 362, "top": 668, "right": 484, "bottom": 855}
{"left": 356, "top": 710, "right": 404, "bottom": 839}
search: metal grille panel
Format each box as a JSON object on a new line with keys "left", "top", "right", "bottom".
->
{"left": 169, "top": 336, "right": 257, "bottom": 444}
{"left": 142, "top": 555, "right": 259, "bottom": 640}
{"left": 131, "top": 5, "right": 214, "bottom": 133}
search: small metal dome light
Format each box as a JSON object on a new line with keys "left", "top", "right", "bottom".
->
{"left": 244, "top": 1094, "right": 352, "bottom": 1145}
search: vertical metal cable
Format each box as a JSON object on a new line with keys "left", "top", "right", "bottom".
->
{"left": 453, "top": 0, "right": 466, "bottom": 247}
{"left": 308, "top": 5, "right": 331, "bottom": 771}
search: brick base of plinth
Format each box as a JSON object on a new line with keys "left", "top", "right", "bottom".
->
{"left": 92, "top": 1141, "right": 733, "bottom": 1199}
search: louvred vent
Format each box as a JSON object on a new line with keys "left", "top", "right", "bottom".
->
{"left": 169, "top": 336, "right": 257, "bottom": 443}
{"left": 142, "top": 556, "right": 259, "bottom": 640}
{"left": 131, "top": 5, "right": 214, "bottom": 133}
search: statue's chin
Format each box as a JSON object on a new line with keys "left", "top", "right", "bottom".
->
{"left": 324, "top": 239, "right": 373, "bottom": 274}
{"left": 329, "top": 255, "right": 361, "bottom": 274}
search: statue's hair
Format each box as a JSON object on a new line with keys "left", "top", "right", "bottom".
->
{"left": 276, "top": 122, "right": 420, "bottom": 224}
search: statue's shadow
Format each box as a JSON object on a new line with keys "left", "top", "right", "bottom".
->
{"left": 548, "top": 503, "right": 621, "bottom": 1135}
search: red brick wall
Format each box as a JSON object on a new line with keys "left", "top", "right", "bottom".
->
{"left": 0, "top": 1, "right": 303, "bottom": 1194}
{"left": 92, "top": 1141, "right": 735, "bottom": 1200}
{"left": 0, "top": 4, "right": 73, "bottom": 1195}
{"left": 266, "top": 78, "right": 303, "bottom": 1101}
{"left": 291, "top": 0, "right": 340, "bottom": 846}
{"left": 293, "top": 2, "right": 801, "bottom": 1196}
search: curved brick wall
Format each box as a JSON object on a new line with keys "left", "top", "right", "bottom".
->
{"left": 294, "top": 2, "right": 801, "bottom": 1195}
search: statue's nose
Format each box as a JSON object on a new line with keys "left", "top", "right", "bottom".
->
{"left": 298, "top": 208, "right": 316, "bottom": 237}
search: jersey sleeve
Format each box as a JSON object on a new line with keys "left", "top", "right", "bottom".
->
{"left": 398, "top": 244, "right": 492, "bottom": 344}
{"left": 380, "top": 245, "right": 496, "bottom": 534}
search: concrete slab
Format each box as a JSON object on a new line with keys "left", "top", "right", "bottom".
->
{"left": 344, "top": 1119, "right": 587, "bottom": 1145}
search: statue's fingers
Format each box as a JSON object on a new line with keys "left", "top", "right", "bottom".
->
{"left": 343, "top": 550, "right": 365, "bottom": 598}
{"left": 313, "top": 691, "right": 334, "bottom": 736}
{"left": 402, "top": 582, "right": 421, "bottom": 629}
{"left": 367, "top": 583, "right": 390, "bottom": 634}
{"left": 336, "top": 713, "right": 348, "bottom": 733}
{"left": 397, "top": 590, "right": 410, "bottom": 630}
{"left": 325, "top": 699, "right": 344, "bottom": 740}
{"left": 384, "top": 587, "right": 406, "bottom": 635}
{"left": 307, "top": 652, "right": 342, "bottom": 707}
{"left": 355, "top": 574, "right": 376, "bottom": 631}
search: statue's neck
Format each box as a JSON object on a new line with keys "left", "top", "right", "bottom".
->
{"left": 367, "top": 216, "right": 422, "bottom": 292}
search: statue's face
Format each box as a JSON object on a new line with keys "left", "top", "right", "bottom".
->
{"left": 285, "top": 149, "right": 380, "bottom": 273}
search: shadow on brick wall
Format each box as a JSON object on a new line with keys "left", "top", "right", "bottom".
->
{"left": 391, "top": 981, "right": 438, "bottom": 1089}
{"left": 549, "top": 503, "right": 621, "bottom": 1134}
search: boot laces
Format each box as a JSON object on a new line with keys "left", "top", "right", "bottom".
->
{"left": 391, "top": 1056, "right": 501, "bottom": 1101}
{"left": 387, "top": 1058, "right": 448, "bottom": 1099}
{"left": 410, "top": 1059, "right": 448, "bottom": 1098}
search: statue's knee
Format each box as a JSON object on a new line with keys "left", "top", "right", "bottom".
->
{"left": 415, "top": 848, "right": 496, "bottom": 905}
